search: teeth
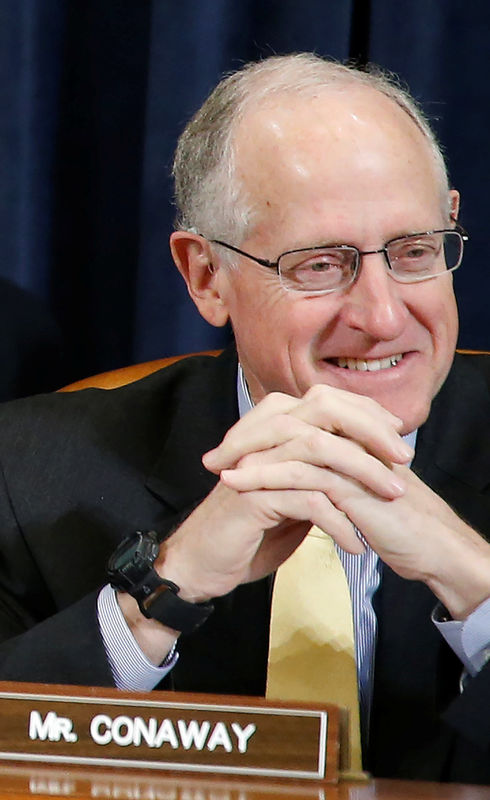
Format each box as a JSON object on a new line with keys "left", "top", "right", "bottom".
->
{"left": 334, "top": 354, "right": 402, "bottom": 371}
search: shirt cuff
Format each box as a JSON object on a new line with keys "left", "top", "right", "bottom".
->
{"left": 97, "top": 584, "right": 179, "bottom": 691}
{"left": 433, "top": 596, "right": 490, "bottom": 677}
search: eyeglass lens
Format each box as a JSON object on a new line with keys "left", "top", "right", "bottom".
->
{"left": 278, "top": 231, "right": 463, "bottom": 293}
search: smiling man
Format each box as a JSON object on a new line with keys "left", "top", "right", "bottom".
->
{"left": 172, "top": 85, "right": 459, "bottom": 433}
{"left": 0, "top": 54, "right": 488, "bottom": 785}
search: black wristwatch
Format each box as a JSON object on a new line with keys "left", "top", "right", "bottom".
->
{"left": 107, "top": 530, "right": 214, "bottom": 634}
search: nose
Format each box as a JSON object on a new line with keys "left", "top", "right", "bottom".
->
{"left": 339, "top": 251, "right": 409, "bottom": 340}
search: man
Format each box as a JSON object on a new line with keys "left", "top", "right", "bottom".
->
{"left": 0, "top": 54, "right": 488, "bottom": 783}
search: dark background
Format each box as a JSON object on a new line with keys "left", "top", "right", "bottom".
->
{"left": 1, "top": 0, "right": 489, "bottom": 384}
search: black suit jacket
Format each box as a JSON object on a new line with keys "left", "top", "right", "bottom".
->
{"left": 0, "top": 347, "right": 488, "bottom": 783}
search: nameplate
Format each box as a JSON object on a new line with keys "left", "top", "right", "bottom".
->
{"left": 0, "top": 682, "right": 340, "bottom": 783}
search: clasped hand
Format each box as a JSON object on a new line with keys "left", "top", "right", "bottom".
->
{"left": 160, "top": 384, "right": 490, "bottom": 620}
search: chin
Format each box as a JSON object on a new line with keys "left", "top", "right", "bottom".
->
{"left": 369, "top": 390, "right": 433, "bottom": 435}
{"left": 398, "top": 403, "right": 432, "bottom": 435}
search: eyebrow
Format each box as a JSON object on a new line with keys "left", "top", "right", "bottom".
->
{"left": 284, "top": 227, "right": 444, "bottom": 251}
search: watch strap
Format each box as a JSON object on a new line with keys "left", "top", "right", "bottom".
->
{"left": 139, "top": 579, "right": 214, "bottom": 634}
{"left": 131, "top": 571, "right": 179, "bottom": 605}
{"left": 107, "top": 531, "right": 214, "bottom": 635}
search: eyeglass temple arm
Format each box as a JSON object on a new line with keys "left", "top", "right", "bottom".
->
{"left": 211, "top": 240, "right": 277, "bottom": 269}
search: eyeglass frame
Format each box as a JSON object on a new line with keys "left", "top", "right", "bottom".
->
{"left": 209, "top": 223, "right": 468, "bottom": 295}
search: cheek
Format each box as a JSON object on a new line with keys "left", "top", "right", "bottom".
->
{"left": 407, "top": 279, "right": 458, "bottom": 340}
{"left": 428, "top": 289, "right": 458, "bottom": 355}
{"left": 410, "top": 284, "right": 458, "bottom": 390}
{"left": 226, "top": 281, "right": 327, "bottom": 398}
{"left": 222, "top": 269, "right": 307, "bottom": 340}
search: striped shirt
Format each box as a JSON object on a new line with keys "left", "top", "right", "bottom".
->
{"left": 98, "top": 363, "right": 490, "bottom": 712}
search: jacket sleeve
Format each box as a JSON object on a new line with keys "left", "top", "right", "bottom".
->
{"left": 0, "top": 464, "right": 114, "bottom": 686}
{"left": 443, "top": 659, "right": 490, "bottom": 754}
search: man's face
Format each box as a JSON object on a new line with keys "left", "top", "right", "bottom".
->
{"left": 213, "top": 87, "right": 459, "bottom": 433}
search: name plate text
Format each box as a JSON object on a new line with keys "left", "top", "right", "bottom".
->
{"left": 0, "top": 682, "right": 340, "bottom": 783}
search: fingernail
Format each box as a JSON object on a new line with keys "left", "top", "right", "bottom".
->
{"left": 397, "top": 443, "right": 414, "bottom": 461}
{"left": 389, "top": 477, "right": 405, "bottom": 495}
{"left": 202, "top": 450, "right": 217, "bottom": 467}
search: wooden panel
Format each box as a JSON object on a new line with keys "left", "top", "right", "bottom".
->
{"left": 0, "top": 762, "right": 486, "bottom": 800}
{"left": 0, "top": 682, "right": 341, "bottom": 784}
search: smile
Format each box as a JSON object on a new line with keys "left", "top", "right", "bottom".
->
{"left": 331, "top": 354, "right": 403, "bottom": 371}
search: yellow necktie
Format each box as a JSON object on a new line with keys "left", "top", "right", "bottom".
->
{"left": 266, "top": 525, "right": 364, "bottom": 778}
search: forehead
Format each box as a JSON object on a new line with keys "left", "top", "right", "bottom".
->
{"left": 234, "top": 87, "right": 443, "bottom": 244}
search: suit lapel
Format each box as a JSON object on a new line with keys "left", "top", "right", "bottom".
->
{"left": 414, "top": 353, "right": 490, "bottom": 541}
{"left": 145, "top": 347, "right": 239, "bottom": 510}
{"left": 414, "top": 352, "right": 490, "bottom": 495}
{"left": 369, "top": 353, "right": 490, "bottom": 778}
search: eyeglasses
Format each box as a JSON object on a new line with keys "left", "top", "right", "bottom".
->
{"left": 211, "top": 226, "right": 468, "bottom": 296}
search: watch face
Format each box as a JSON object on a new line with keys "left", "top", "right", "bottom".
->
{"left": 110, "top": 540, "right": 139, "bottom": 571}
{"left": 107, "top": 531, "right": 159, "bottom": 591}
{"left": 107, "top": 530, "right": 214, "bottom": 634}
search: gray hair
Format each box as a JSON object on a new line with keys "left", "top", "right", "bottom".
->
{"left": 172, "top": 53, "right": 449, "bottom": 247}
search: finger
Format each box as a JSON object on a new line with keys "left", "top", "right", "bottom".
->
{"left": 203, "top": 406, "right": 306, "bottom": 472}
{"left": 236, "top": 426, "right": 406, "bottom": 496}
{"left": 221, "top": 452, "right": 405, "bottom": 499}
{"left": 290, "top": 384, "right": 413, "bottom": 464}
{"left": 256, "top": 488, "right": 365, "bottom": 555}
{"left": 205, "top": 399, "right": 409, "bottom": 475}
{"left": 205, "top": 384, "right": 413, "bottom": 474}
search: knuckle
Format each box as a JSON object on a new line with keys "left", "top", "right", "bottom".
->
{"left": 238, "top": 452, "right": 256, "bottom": 468}
{"left": 304, "top": 384, "right": 329, "bottom": 401}
{"left": 263, "top": 391, "right": 289, "bottom": 409}
{"left": 221, "top": 427, "right": 237, "bottom": 448}
{"left": 300, "top": 431, "right": 320, "bottom": 457}
{"left": 306, "top": 490, "right": 326, "bottom": 515}
{"left": 268, "top": 390, "right": 286, "bottom": 403}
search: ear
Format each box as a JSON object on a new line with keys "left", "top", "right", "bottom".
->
{"left": 170, "top": 232, "right": 229, "bottom": 327}
{"left": 449, "top": 189, "right": 460, "bottom": 221}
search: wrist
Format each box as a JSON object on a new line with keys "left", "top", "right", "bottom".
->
{"left": 107, "top": 531, "right": 214, "bottom": 634}
{"left": 155, "top": 539, "right": 213, "bottom": 604}
{"left": 116, "top": 590, "right": 181, "bottom": 665}
{"left": 425, "top": 521, "right": 490, "bottom": 620}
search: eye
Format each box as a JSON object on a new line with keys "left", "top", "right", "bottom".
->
{"left": 404, "top": 245, "right": 430, "bottom": 259}
{"left": 398, "top": 240, "right": 435, "bottom": 258}
{"left": 292, "top": 260, "right": 344, "bottom": 288}
{"left": 279, "top": 248, "right": 353, "bottom": 290}
{"left": 297, "top": 249, "right": 351, "bottom": 271}
{"left": 389, "top": 235, "right": 442, "bottom": 273}
{"left": 306, "top": 258, "right": 341, "bottom": 272}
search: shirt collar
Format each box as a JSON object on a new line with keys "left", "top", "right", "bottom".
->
{"left": 237, "top": 363, "right": 254, "bottom": 417}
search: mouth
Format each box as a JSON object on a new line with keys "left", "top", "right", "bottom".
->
{"left": 327, "top": 354, "right": 404, "bottom": 372}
